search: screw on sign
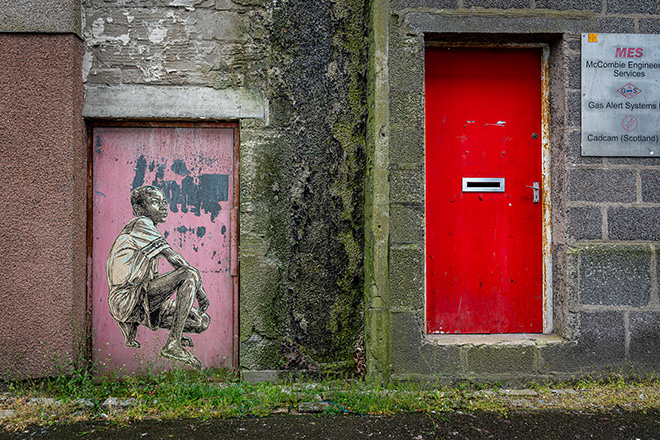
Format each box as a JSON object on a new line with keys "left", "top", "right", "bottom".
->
{"left": 622, "top": 115, "right": 638, "bottom": 132}
{"left": 617, "top": 83, "right": 642, "bottom": 99}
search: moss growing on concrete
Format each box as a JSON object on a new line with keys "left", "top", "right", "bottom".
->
{"left": 241, "top": 0, "right": 368, "bottom": 373}
{"left": 362, "top": 0, "right": 392, "bottom": 380}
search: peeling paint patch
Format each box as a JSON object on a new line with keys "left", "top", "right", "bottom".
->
{"left": 116, "top": 34, "right": 130, "bottom": 46}
{"left": 137, "top": 59, "right": 167, "bottom": 82}
{"left": 152, "top": 173, "right": 229, "bottom": 222}
{"left": 88, "top": 17, "right": 130, "bottom": 46}
{"left": 82, "top": 51, "right": 92, "bottom": 83}
{"left": 168, "top": 0, "right": 197, "bottom": 10}
{"left": 131, "top": 155, "right": 147, "bottom": 190}
{"left": 95, "top": 136, "right": 102, "bottom": 154}
{"left": 148, "top": 25, "right": 168, "bottom": 44}
{"left": 171, "top": 159, "right": 189, "bottom": 176}
{"left": 91, "top": 17, "right": 105, "bottom": 39}
{"left": 154, "top": 162, "right": 166, "bottom": 181}
{"left": 174, "top": 225, "right": 208, "bottom": 239}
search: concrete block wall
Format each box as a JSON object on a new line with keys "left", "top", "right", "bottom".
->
{"left": 366, "top": 0, "right": 660, "bottom": 380}
{"left": 561, "top": 0, "right": 660, "bottom": 376}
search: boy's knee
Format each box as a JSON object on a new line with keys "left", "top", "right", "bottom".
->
{"left": 181, "top": 266, "right": 201, "bottom": 285}
{"left": 196, "top": 312, "right": 210, "bottom": 332}
{"left": 190, "top": 313, "right": 210, "bottom": 333}
{"left": 201, "top": 312, "right": 210, "bottom": 331}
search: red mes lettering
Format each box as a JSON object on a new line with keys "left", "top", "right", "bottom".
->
{"left": 615, "top": 47, "right": 644, "bottom": 58}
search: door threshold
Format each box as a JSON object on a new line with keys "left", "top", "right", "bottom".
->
{"left": 425, "top": 333, "right": 564, "bottom": 346}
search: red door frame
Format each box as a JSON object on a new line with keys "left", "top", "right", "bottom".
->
{"left": 86, "top": 121, "right": 240, "bottom": 374}
{"left": 424, "top": 43, "right": 552, "bottom": 335}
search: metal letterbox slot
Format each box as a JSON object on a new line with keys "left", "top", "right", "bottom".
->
{"left": 462, "top": 177, "right": 505, "bottom": 193}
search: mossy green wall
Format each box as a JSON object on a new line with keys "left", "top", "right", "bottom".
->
{"left": 240, "top": 0, "right": 369, "bottom": 373}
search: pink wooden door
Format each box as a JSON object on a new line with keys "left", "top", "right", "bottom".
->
{"left": 425, "top": 48, "right": 543, "bottom": 334}
{"left": 90, "top": 123, "right": 238, "bottom": 374}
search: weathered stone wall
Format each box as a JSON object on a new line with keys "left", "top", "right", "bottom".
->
{"left": 239, "top": 0, "right": 368, "bottom": 374}
{"left": 371, "top": 0, "right": 660, "bottom": 380}
{"left": 82, "top": 0, "right": 368, "bottom": 375}
{"left": 0, "top": 2, "right": 85, "bottom": 378}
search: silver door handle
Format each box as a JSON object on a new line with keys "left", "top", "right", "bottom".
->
{"left": 526, "top": 182, "right": 540, "bottom": 203}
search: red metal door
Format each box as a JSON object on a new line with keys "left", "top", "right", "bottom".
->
{"left": 426, "top": 48, "right": 543, "bottom": 334}
{"left": 90, "top": 123, "right": 238, "bottom": 374}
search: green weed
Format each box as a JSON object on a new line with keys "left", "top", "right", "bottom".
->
{"left": 4, "top": 368, "right": 660, "bottom": 431}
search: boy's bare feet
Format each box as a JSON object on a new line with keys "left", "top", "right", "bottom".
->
{"left": 125, "top": 340, "right": 141, "bottom": 349}
{"left": 160, "top": 341, "right": 202, "bottom": 369}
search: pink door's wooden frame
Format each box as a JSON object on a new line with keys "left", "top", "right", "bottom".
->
{"left": 86, "top": 121, "right": 239, "bottom": 375}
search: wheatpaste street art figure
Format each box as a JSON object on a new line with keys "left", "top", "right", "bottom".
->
{"left": 106, "top": 185, "right": 211, "bottom": 369}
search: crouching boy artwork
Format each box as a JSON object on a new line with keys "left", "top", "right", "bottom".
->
{"left": 106, "top": 185, "right": 211, "bottom": 369}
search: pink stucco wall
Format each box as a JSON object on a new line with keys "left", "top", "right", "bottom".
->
{"left": 91, "top": 125, "right": 235, "bottom": 375}
{"left": 0, "top": 34, "right": 85, "bottom": 378}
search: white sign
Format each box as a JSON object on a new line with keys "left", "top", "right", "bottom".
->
{"left": 582, "top": 33, "right": 660, "bottom": 156}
